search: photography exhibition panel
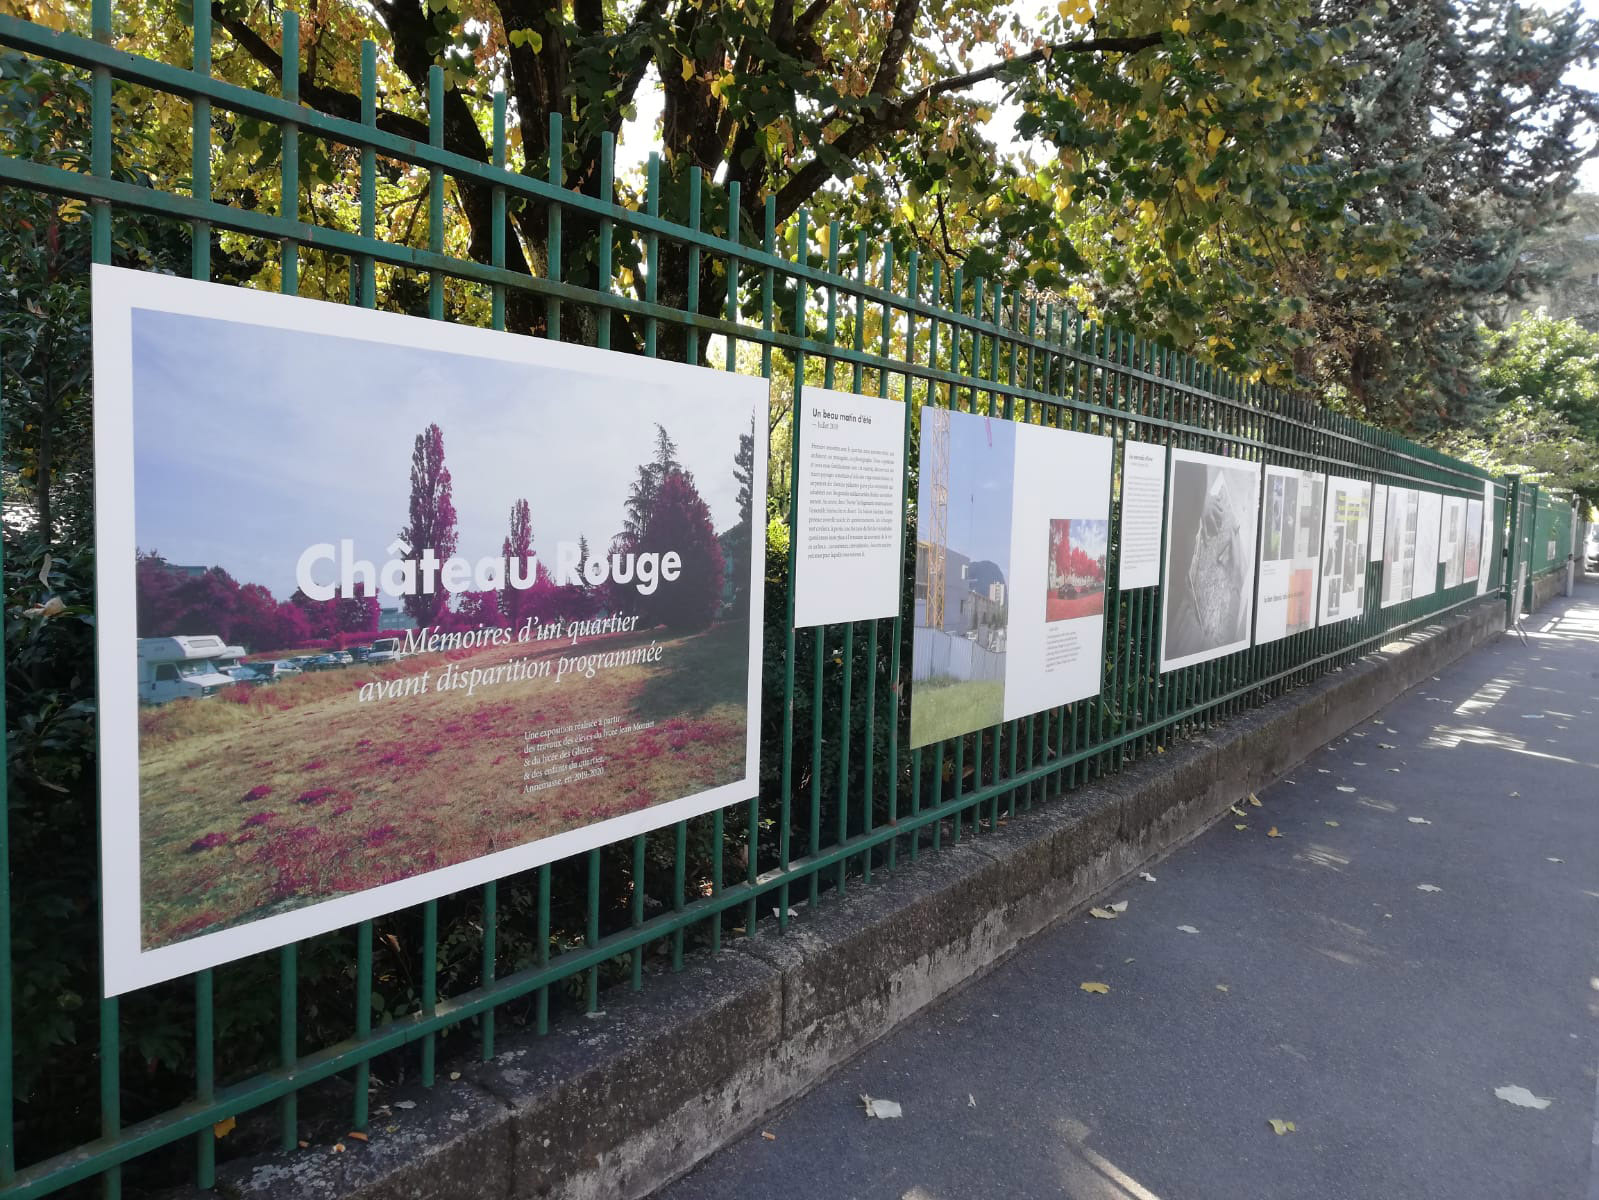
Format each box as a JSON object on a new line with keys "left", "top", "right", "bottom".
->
{"left": 1317, "top": 476, "right": 1372, "bottom": 627}
{"left": 793, "top": 387, "right": 906, "bottom": 628}
{"left": 93, "top": 267, "right": 769, "bottom": 994}
{"left": 1256, "top": 466, "right": 1324, "bottom": 643}
{"left": 1160, "top": 448, "right": 1262, "bottom": 673}
{"left": 910, "top": 408, "right": 1114, "bottom": 748}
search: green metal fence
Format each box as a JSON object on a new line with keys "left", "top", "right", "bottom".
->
{"left": 1505, "top": 477, "right": 1576, "bottom": 619}
{"left": 0, "top": 9, "right": 1536, "bottom": 1196}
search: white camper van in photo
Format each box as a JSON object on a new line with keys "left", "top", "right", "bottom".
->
{"left": 137, "top": 635, "right": 238, "bottom": 705}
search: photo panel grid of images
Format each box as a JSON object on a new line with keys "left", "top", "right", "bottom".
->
{"left": 1464, "top": 497, "right": 1485, "bottom": 585}
{"left": 1413, "top": 490, "right": 1444, "bottom": 600}
{"left": 1441, "top": 495, "right": 1469, "bottom": 589}
{"left": 910, "top": 408, "right": 1114, "bottom": 748}
{"left": 1255, "top": 466, "right": 1324, "bottom": 643}
{"left": 1316, "top": 476, "right": 1372, "bottom": 627}
{"left": 1160, "top": 447, "right": 1262, "bottom": 673}
{"left": 93, "top": 268, "right": 768, "bottom": 993}
{"left": 1380, "top": 485, "right": 1419, "bottom": 608}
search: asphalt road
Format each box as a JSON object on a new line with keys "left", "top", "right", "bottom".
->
{"left": 658, "top": 586, "right": 1599, "bottom": 1200}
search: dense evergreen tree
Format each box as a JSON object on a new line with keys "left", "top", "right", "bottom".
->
{"left": 1299, "top": 0, "right": 1599, "bottom": 430}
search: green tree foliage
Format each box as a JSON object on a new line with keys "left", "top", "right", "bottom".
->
{"left": 1434, "top": 312, "right": 1599, "bottom": 501}
{"left": 1299, "top": 0, "right": 1599, "bottom": 429}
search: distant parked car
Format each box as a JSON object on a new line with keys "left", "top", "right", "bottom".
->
{"left": 1586, "top": 526, "right": 1598, "bottom": 569}
{"left": 367, "top": 637, "right": 403, "bottom": 665}
{"left": 307, "top": 653, "right": 352, "bottom": 671}
{"left": 241, "top": 660, "right": 302, "bottom": 683}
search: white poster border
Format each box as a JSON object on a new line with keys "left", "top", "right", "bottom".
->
{"left": 93, "top": 266, "right": 769, "bottom": 995}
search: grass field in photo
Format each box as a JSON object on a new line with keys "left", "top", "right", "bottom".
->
{"left": 908, "top": 678, "right": 1005, "bottom": 749}
{"left": 136, "top": 622, "right": 747, "bottom": 950}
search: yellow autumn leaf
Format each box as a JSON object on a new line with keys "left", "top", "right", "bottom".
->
{"left": 1080, "top": 981, "right": 1110, "bottom": 994}
{"left": 213, "top": 1116, "right": 236, "bottom": 1139}
{"left": 1268, "top": 1119, "right": 1297, "bottom": 1135}
{"left": 1234, "top": 823, "right": 1247, "bottom": 831}
{"left": 1267, "top": 826, "right": 1282, "bottom": 838}
{"left": 1325, "top": 820, "right": 1340, "bottom": 827}
{"left": 1247, "top": 794, "right": 1261, "bottom": 807}
{"left": 1171, "top": 16, "right": 1191, "bottom": 34}
{"left": 1335, "top": 265, "right": 1349, "bottom": 280}
{"left": 680, "top": 57, "right": 695, "bottom": 82}
{"left": 1206, "top": 125, "right": 1225, "bottom": 150}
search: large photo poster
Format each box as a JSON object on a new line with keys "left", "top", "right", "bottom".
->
{"left": 1160, "top": 448, "right": 1261, "bottom": 673}
{"left": 1316, "top": 476, "right": 1371, "bottom": 627}
{"left": 910, "top": 409, "right": 1114, "bottom": 746}
{"left": 1004, "top": 423, "right": 1114, "bottom": 720}
{"left": 1465, "top": 497, "right": 1485, "bottom": 586}
{"left": 1475, "top": 479, "right": 1495, "bottom": 595}
{"left": 911, "top": 408, "right": 1015, "bottom": 747}
{"left": 1255, "top": 466, "right": 1323, "bottom": 643}
{"left": 1441, "top": 495, "right": 1468, "bottom": 589}
{"left": 93, "top": 267, "right": 768, "bottom": 994}
{"left": 1381, "top": 485, "right": 1419, "bottom": 608}
{"left": 1413, "top": 490, "right": 1443, "bottom": 600}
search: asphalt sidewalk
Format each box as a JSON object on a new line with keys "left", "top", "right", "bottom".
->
{"left": 658, "top": 585, "right": 1599, "bottom": 1200}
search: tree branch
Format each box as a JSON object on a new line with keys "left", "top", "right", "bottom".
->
{"left": 772, "top": 31, "right": 1163, "bottom": 223}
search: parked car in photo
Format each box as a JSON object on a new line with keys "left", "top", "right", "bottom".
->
{"left": 366, "top": 637, "right": 403, "bottom": 665}
{"left": 236, "top": 660, "right": 302, "bottom": 684}
{"left": 307, "top": 652, "right": 352, "bottom": 671}
{"left": 137, "top": 636, "right": 238, "bottom": 705}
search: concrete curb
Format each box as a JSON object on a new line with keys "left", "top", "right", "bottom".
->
{"left": 215, "top": 596, "right": 1509, "bottom": 1200}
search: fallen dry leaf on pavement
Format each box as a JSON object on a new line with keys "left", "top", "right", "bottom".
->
{"left": 1417, "top": 884, "right": 1442, "bottom": 893}
{"left": 1324, "top": 821, "right": 1340, "bottom": 827}
{"left": 1080, "top": 981, "right": 1110, "bottom": 994}
{"left": 1267, "top": 1119, "right": 1297, "bottom": 1135}
{"left": 968, "top": 1094, "right": 977, "bottom": 1108}
{"left": 1493, "top": 1085, "right": 1551, "bottom": 1110}
{"left": 1215, "top": 984, "right": 1229, "bottom": 992}
{"left": 1248, "top": 794, "right": 1262, "bottom": 807}
{"left": 1407, "top": 817, "right": 1431, "bottom": 825}
{"left": 761, "top": 1131, "right": 777, "bottom": 1141}
{"left": 1177, "top": 925, "right": 1199, "bottom": 934}
{"left": 1109, "top": 900, "right": 1128, "bottom": 913}
{"left": 1139, "top": 871, "right": 1157, "bottom": 883}
{"left": 1267, "top": 827, "right": 1282, "bottom": 838}
{"left": 1547, "top": 857, "right": 1563, "bottom": 863}
{"left": 1336, "top": 786, "right": 1356, "bottom": 793}
{"left": 862, "top": 1095, "right": 903, "bottom": 1119}
{"left": 1234, "top": 823, "right": 1248, "bottom": 831}
{"left": 1089, "top": 907, "right": 1118, "bottom": 920}
{"left": 346, "top": 1131, "right": 368, "bottom": 1143}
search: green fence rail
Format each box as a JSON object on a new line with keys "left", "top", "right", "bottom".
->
{"left": 0, "top": 9, "right": 1556, "bottom": 1196}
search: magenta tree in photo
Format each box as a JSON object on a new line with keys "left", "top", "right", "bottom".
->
{"left": 637, "top": 470, "right": 725, "bottom": 631}
{"left": 499, "top": 497, "right": 533, "bottom": 628}
{"left": 397, "top": 422, "right": 458, "bottom": 628}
